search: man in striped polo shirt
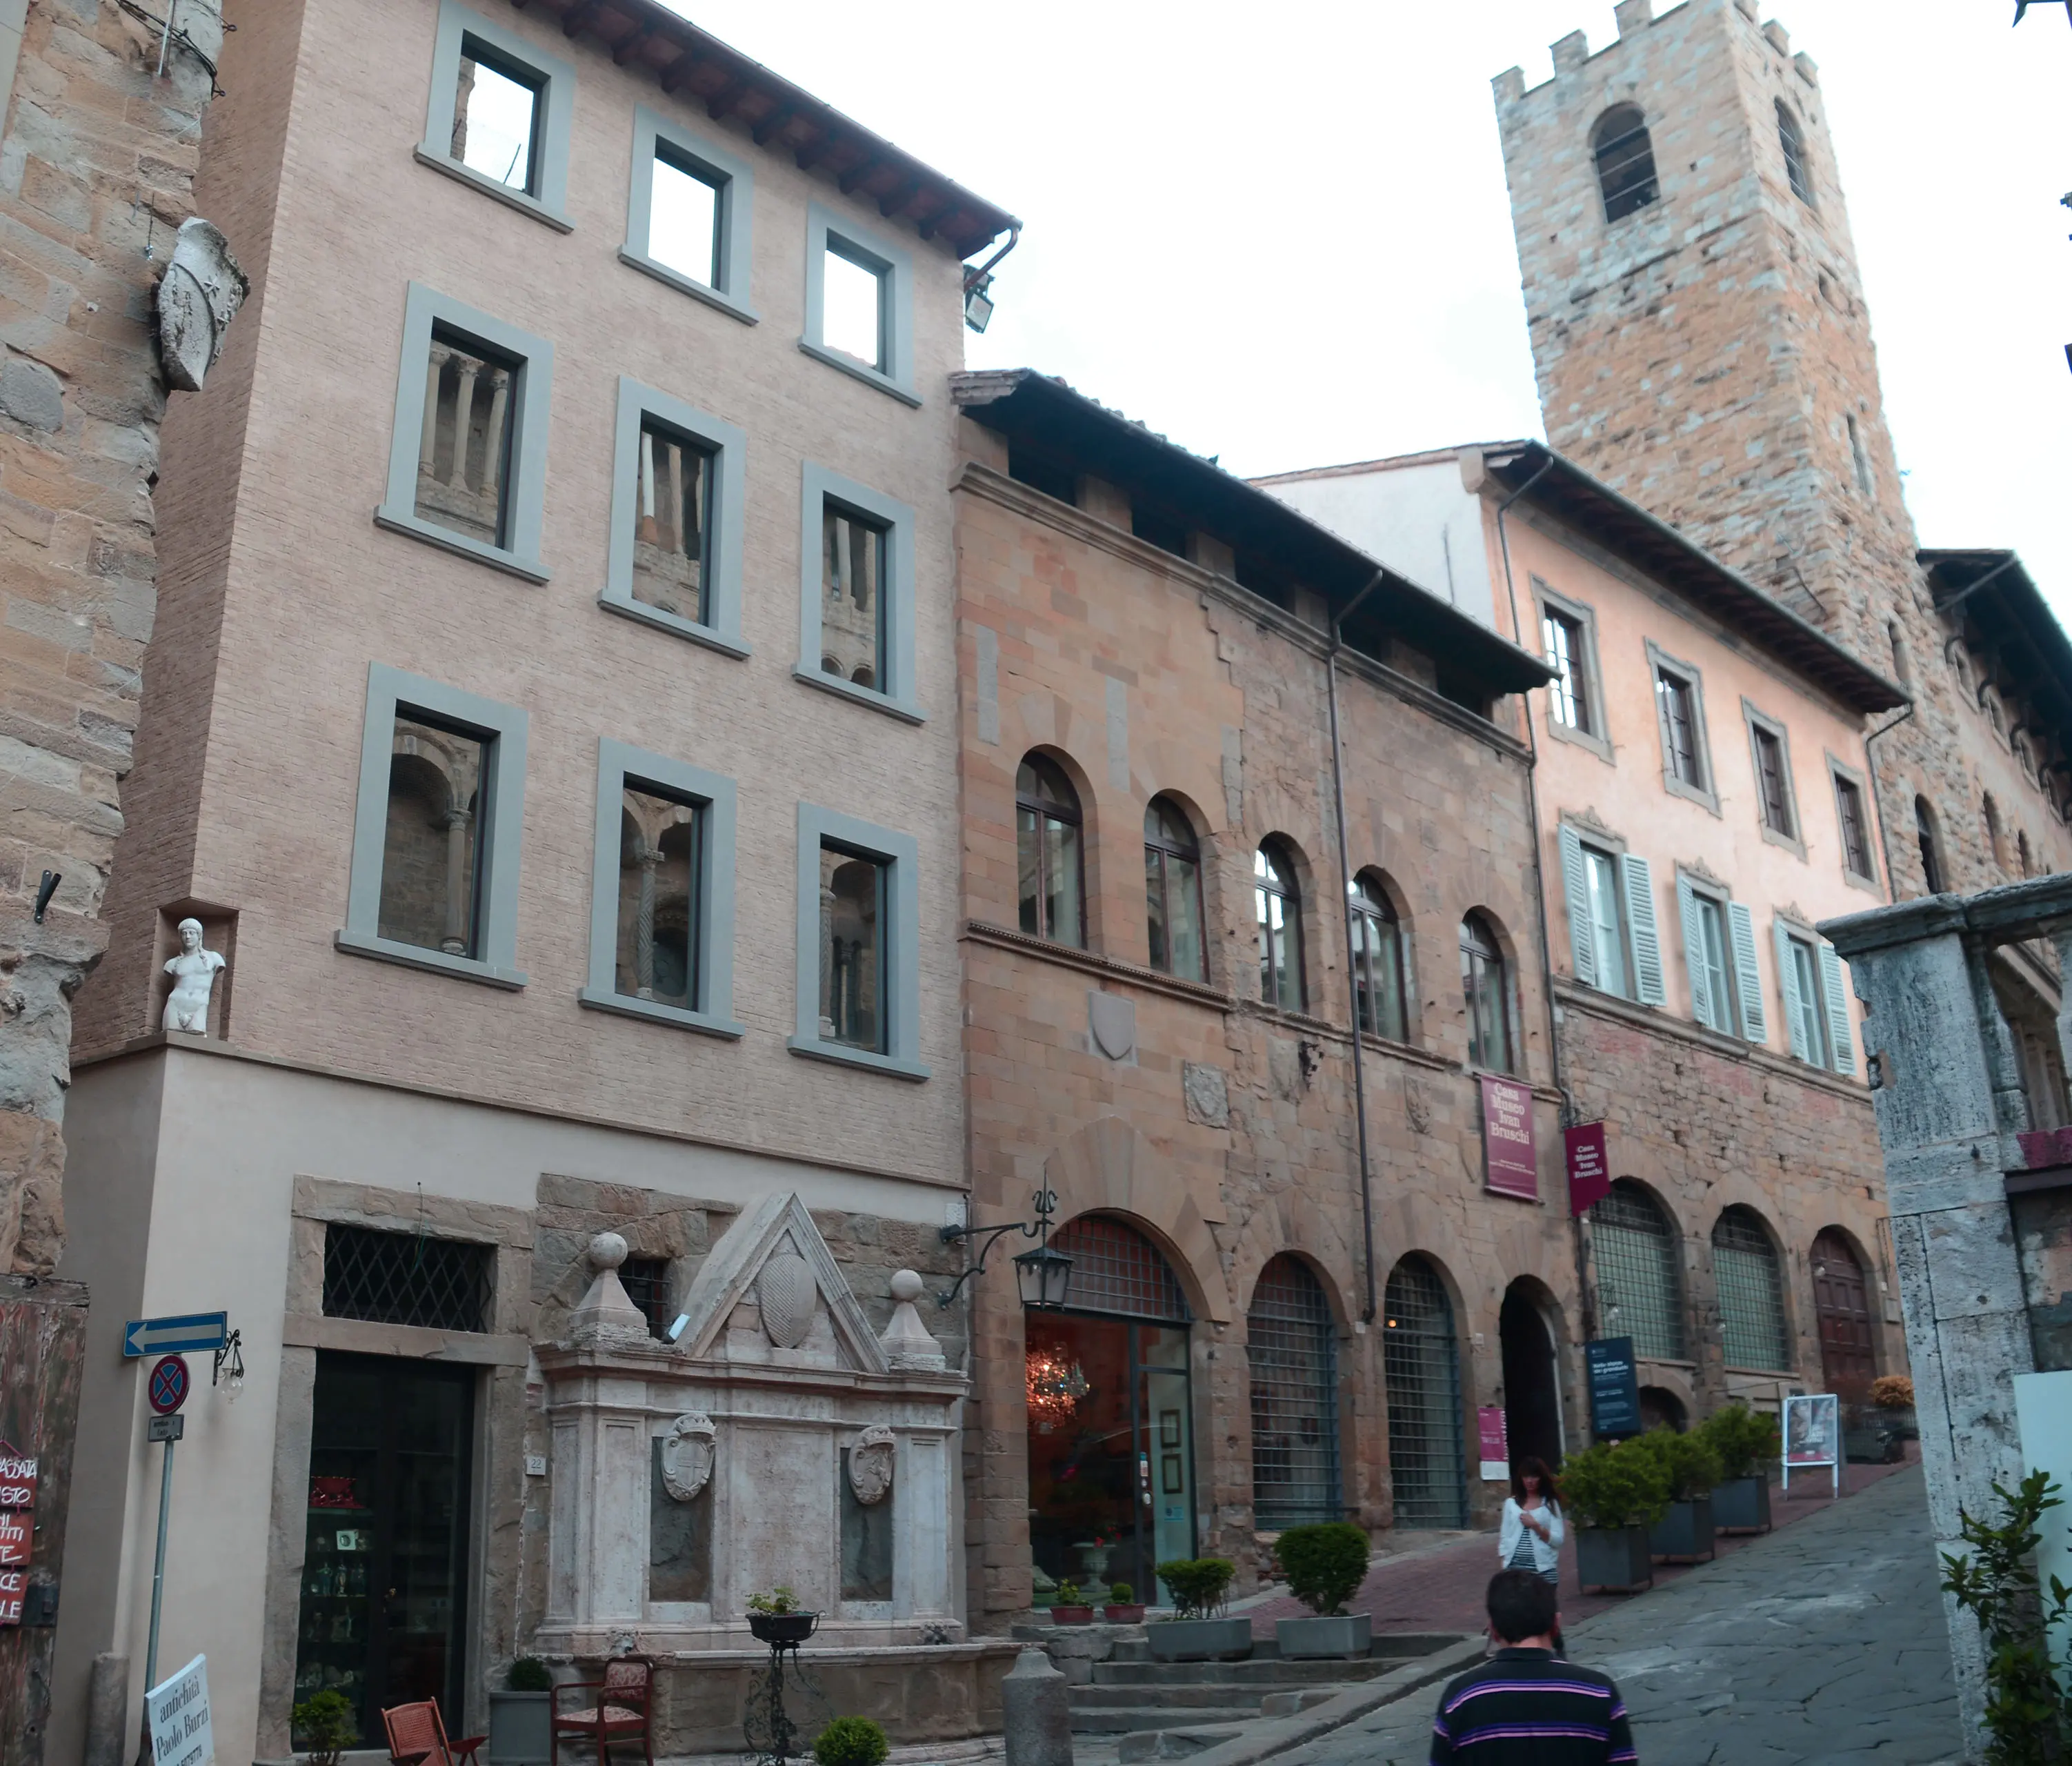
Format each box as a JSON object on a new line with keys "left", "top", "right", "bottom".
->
{"left": 1428, "top": 1570, "right": 1637, "bottom": 1763}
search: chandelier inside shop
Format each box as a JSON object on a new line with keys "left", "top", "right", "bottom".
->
{"left": 1026, "top": 1345, "right": 1090, "bottom": 1432}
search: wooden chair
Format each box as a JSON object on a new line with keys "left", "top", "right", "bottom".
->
{"left": 551, "top": 1659, "right": 654, "bottom": 1766}
{"left": 381, "top": 1699, "right": 486, "bottom": 1766}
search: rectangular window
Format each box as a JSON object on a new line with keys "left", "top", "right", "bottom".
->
{"left": 796, "top": 464, "right": 921, "bottom": 720}
{"left": 581, "top": 739, "right": 741, "bottom": 1039}
{"left": 341, "top": 664, "right": 527, "bottom": 988}
{"left": 1582, "top": 845, "right": 1628, "bottom": 998}
{"left": 1775, "top": 920, "right": 1855, "bottom": 1075}
{"left": 323, "top": 1224, "right": 491, "bottom": 1334}
{"left": 791, "top": 804, "right": 928, "bottom": 1080}
{"left": 619, "top": 1257, "right": 672, "bottom": 1339}
{"left": 802, "top": 205, "right": 917, "bottom": 404}
{"left": 1752, "top": 725, "right": 1793, "bottom": 836}
{"left": 1544, "top": 608, "right": 1593, "bottom": 735}
{"left": 1694, "top": 893, "right": 1733, "bottom": 1031}
{"left": 419, "top": 3, "right": 574, "bottom": 228}
{"left": 1657, "top": 667, "right": 1703, "bottom": 787}
{"left": 1789, "top": 935, "right": 1830, "bottom": 1066}
{"left": 620, "top": 109, "right": 756, "bottom": 322}
{"left": 1833, "top": 768, "right": 1875, "bottom": 882}
{"left": 635, "top": 422, "right": 715, "bottom": 625}
{"left": 379, "top": 284, "right": 552, "bottom": 581}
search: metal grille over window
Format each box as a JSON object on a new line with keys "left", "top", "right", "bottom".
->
{"left": 1592, "top": 104, "right": 1660, "bottom": 222}
{"left": 323, "top": 1226, "right": 490, "bottom": 1334}
{"left": 416, "top": 330, "right": 516, "bottom": 548}
{"left": 1248, "top": 1256, "right": 1342, "bottom": 1529}
{"left": 1050, "top": 1216, "right": 1190, "bottom": 1322}
{"left": 619, "top": 1257, "right": 672, "bottom": 1340}
{"left": 632, "top": 420, "right": 714, "bottom": 624}
{"left": 1382, "top": 1257, "right": 1466, "bottom": 1529}
{"left": 1590, "top": 1182, "right": 1687, "bottom": 1360}
{"left": 1712, "top": 1209, "right": 1791, "bottom": 1371}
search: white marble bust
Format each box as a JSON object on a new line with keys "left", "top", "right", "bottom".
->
{"left": 162, "top": 917, "right": 226, "bottom": 1034}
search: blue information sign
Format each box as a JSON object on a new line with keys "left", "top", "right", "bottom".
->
{"left": 1587, "top": 1336, "right": 1642, "bottom": 1438}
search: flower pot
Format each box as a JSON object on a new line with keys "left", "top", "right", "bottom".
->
{"left": 1575, "top": 1524, "right": 1653, "bottom": 1593}
{"left": 1713, "top": 1474, "right": 1771, "bottom": 1534}
{"left": 1648, "top": 1495, "right": 1715, "bottom": 1562}
{"left": 487, "top": 1689, "right": 551, "bottom": 1766}
{"left": 1102, "top": 1604, "right": 1146, "bottom": 1624}
{"left": 1048, "top": 1605, "right": 1095, "bottom": 1625}
{"left": 1274, "top": 1613, "right": 1371, "bottom": 1661}
{"left": 747, "top": 1610, "right": 820, "bottom": 1646}
{"left": 1146, "top": 1616, "right": 1253, "bottom": 1662}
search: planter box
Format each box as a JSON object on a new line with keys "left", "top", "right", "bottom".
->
{"left": 1275, "top": 1613, "right": 1371, "bottom": 1660}
{"left": 1048, "top": 1605, "right": 1095, "bottom": 1625}
{"left": 747, "top": 1610, "right": 820, "bottom": 1646}
{"left": 1713, "top": 1474, "right": 1771, "bottom": 1534}
{"left": 488, "top": 1690, "right": 550, "bottom": 1766}
{"left": 1146, "top": 1616, "right": 1253, "bottom": 1662}
{"left": 1102, "top": 1604, "right": 1146, "bottom": 1624}
{"left": 1575, "top": 1524, "right": 1653, "bottom": 1594}
{"left": 1648, "top": 1495, "right": 1715, "bottom": 1562}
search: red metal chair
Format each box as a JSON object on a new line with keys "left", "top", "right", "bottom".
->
{"left": 552, "top": 1659, "right": 654, "bottom": 1766}
{"left": 382, "top": 1699, "right": 486, "bottom": 1766}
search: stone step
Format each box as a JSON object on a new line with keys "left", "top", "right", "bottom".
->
{"left": 1091, "top": 1655, "right": 1399, "bottom": 1686}
{"left": 1070, "top": 1707, "right": 1264, "bottom": 1735}
{"left": 1067, "top": 1684, "right": 1277, "bottom": 1711}
{"left": 1114, "top": 1722, "right": 1253, "bottom": 1762}
{"left": 1070, "top": 1687, "right": 1344, "bottom": 1733}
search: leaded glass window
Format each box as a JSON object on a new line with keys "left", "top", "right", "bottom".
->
{"left": 1712, "top": 1209, "right": 1790, "bottom": 1371}
{"left": 1383, "top": 1257, "right": 1466, "bottom": 1528}
{"left": 1591, "top": 1181, "right": 1686, "bottom": 1360}
{"left": 1249, "top": 1257, "right": 1342, "bottom": 1530}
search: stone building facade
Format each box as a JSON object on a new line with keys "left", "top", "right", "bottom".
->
{"left": 51, "top": 0, "right": 1017, "bottom": 1759}
{"left": 948, "top": 370, "right": 1572, "bottom": 1629}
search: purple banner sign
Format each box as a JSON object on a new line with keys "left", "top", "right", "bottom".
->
{"left": 1565, "top": 1121, "right": 1611, "bottom": 1216}
{"left": 1481, "top": 1073, "right": 1537, "bottom": 1200}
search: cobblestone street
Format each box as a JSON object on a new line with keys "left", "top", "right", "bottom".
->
{"left": 1263, "top": 1466, "right": 1960, "bottom": 1766}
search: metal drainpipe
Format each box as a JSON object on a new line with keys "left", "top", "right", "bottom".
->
{"left": 1326, "top": 570, "right": 1386, "bottom": 1323}
{"left": 1491, "top": 461, "right": 1595, "bottom": 1343}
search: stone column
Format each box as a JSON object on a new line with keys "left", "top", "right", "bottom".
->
{"left": 1821, "top": 895, "right": 2039, "bottom": 1758}
{"left": 441, "top": 808, "right": 472, "bottom": 954}
{"left": 419, "top": 343, "right": 447, "bottom": 481}
{"left": 481, "top": 367, "right": 510, "bottom": 513}
{"left": 447, "top": 358, "right": 479, "bottom": 491}
{"left": 635, "top": 846, "right": 657, "bottom": 999}
{"left": 819, "top": 880, "right": 839, "bottom": 1040}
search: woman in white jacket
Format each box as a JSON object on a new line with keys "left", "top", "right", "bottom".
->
{"left": 1497, "top": 1458, "right": 1564, "bottom": 1587}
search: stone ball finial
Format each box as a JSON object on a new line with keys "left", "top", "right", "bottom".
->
{"left": 589, "top": 1231, "right": 629, "bottom": 1271}
{"left": 889, "top": 1269, "right": 924, "bottom": 1304}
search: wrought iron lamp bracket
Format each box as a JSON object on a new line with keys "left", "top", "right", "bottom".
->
{"left": 933, "top": 1187, "right": 1058, "bottom": 1308}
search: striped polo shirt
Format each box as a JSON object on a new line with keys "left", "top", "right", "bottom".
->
{"left": 1429, "top": 1647, "right": 1637, "bottom": 1764}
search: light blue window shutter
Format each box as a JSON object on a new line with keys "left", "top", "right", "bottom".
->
{"left": 1557, "top": 824, "right": 1596, "bottom": 987}
{"left": 1775, "top": 920, "right": 1811, "bottom": 1062}
{"left": 1820, "top": 942, "right": 1855, "bottom": 1076}
{"left": 1622, "top": 854, "right": 1666, "bottom": 1006}
{"left": 1726, "top": 901, "right": 1767, "bottom": 1045}
{"left": 1676, "top": 874, "right": 1714, "bottom": 1030}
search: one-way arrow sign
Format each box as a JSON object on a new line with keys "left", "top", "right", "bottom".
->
{"left": 122, "top": 1312, "right": 227, "bottom": 1359}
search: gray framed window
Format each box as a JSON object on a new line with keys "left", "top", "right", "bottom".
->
{"left": 801, "top": 204, "right": 917, "bottom": 406}
{"left": 603, "top": 377, "right": 748, "bottom": 657}
{"left": 580, "top": 739, "right": 741, "bottom": 1038}
{"left": 795, "top": 464, "right": 922, "bottom": 722}
{"left": 1535, "top": 584, "right": 1608, "bottom": 759}
{"left": 417, "top": 1, "right": 575, "bottom": 230}
{"left": 339, "top": 663, "right": 527, "bottom": 988}
{"left": 1829, "top": 758, "right": 1877, "bottom": 889}
{"left": 1015, "top": 755, "right": 1084, "bottom": 947}
{"left": 1255, "top": 842, "right": 1304, "bottom": 1013}
{"left": 1557, "top": 824, "right": 1668, "bottom": 1007}
{"left": 1775, "top": 919, "right": 1855, "bottom": 1077}
{"left": 792, "top": 803, "right": 928, "bottom": 1080}
{"left": 1351, "top": 872, "right": 1408, "bottom": 1042}
{"left": 1712, "top": 1208, "right": 1791, "bottom": 1372}
{"left": 1648, "top": 641, "right": 1716, "bottom": 812}
{"left": 1675, "top": 873, "right": 1764, "bottom": 1042}
{"left": 1742, "top": 702, "right": 1802, "bottom": 854}
{"left": 619, "top": 107, "right": 757, "bottom": 324}
{"left": 1460, "top": 912, "right": 1513, "bottom": 1074}
{"left": 377, "top": 283, "right": 553, "bottom": 582}
{"left": 1591, "top": 1181, "right": 1687, "bottom": 1360}
{"left": 1144, "top": 797, "right": 1206, "bottom": 982}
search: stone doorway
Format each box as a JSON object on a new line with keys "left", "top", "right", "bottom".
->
{"left": 1499, "top": 1282, "right": 1563, "bottom": 1470}
{"left": 1812, "top": 1229, "right": 1877, "bottom": 1400}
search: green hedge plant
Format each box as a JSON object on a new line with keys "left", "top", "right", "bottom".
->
{"left": 1558, "top": 1439, "right": 1671, "bottom": 1529}
{"left": 1701, "top": 1404, "right": 1780, "bottom": 1481}
{"left": 1108, "top": 1582, "right": 1135, "bottom": 1604}
{"left": 1155, "top": 1558, "right": 1237, "bottom": 1619}
{"left": 1634, "top": 1425, "right": 1723, "bottom": 1500}
{"left": 507, "top": 1656, "right": 552, "bottom": 1692}
{"left": 1275, "top": 1522, "right": 1371, "bottom": 1618}
{"left": 815, "top": 1718, "right": 891, "bottom": 1766}
{"left": 290, "top": 1690, "right": 357, "bottom": 1766}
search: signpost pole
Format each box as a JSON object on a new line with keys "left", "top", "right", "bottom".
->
{"left": 143, "top": 1427, "right": 175, "bottom": 1696}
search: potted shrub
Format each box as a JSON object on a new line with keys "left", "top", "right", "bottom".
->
{"left": 1048, "top": 1580, "right": 1095, "bottom": 1625}
{"left": 1636, "top": 1427, "right": 1722, "bottom": 1562}
{"left": 488, "top": 1656, "right": 554, "bottom": 1765}
{"left": 1271, "top": 1522, "right": 1372, "bottom": 1660}
{"left": 747, "top": 1586, "right": 821, "bottom": 1647}
{"left": 290, "top": 1690, "right": 357, "bottom": 1766}
{"left": 814, "top": 1717, "right": 890, "bottom": 1766}
{"left": 1102, "top": 1580, "right": 1146, "bottom": 1624}
{"left": 1147, "top": 1558, "right": 1249, "bottom": 1661}
{"left": 1703, "top": 1404, "right": 1779, "bottom": 1535}
{"left": 1560, "top": 1439, "right": 1668, "bottom": 1594}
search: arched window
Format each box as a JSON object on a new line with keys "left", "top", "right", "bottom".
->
{"left": 1915, "top": 797, "right": 1944, "bottom": 894}
{"left": 1984, "top": 793, "right": 2006, "bottom": 871}
{"left": 1144, "top": 797, "right": 1206, "bottom": 982}
{"left": 1351, "top": 873, "right": 1408, "bottom": 1042}
{"left": 1016, "top": 755, "right": 1084, "bottom": 947}
{"left": 1591, "top": 1180, "right": 1686, "bottom": 1360}
{"left": 1048, "top": 1214, "right": 1191, "bottom": 1320}
{"left": 1711, "top": 1208, "right": 1791, "bottom": 1371}
{"left": 1248, "top": 1256, "right": 1341, "bottom": 1529}
{"left": 1383, "top": 1256, "right": 1466, "bottom": 1528}
{"left": 1775, "top": 99, "right": 1814, "bottom": 204}
{"left": 1592, "top": 104, "right": 1660, "bottom": 222}
{"left": 1459, "top": 913, "right": 1512, "bottom": 1073}
{"left": 1255, "top": 842, "right": 1304, "bottom": 1011}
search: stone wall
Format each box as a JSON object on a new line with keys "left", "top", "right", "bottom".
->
{"left": 0, "top": 0, "right": 221, "bottom": 1271}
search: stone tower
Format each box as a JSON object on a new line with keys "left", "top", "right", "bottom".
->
{"left": 1492, "top": 0, "right": 2072, "bottom": 899}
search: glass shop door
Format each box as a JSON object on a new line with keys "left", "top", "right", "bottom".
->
{"left": 1137, "top": 1326, "right": 1196, "bottom": 1607}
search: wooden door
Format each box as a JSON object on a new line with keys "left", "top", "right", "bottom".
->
{"left": 1811, "top": 1231, "right": 1876, "bottom": 1399}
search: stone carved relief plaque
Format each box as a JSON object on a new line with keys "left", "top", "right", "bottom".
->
{"left": 848, "top": 1425, "right": 895, "bottom": 1505}
{"left": 659, "top": 1411, "right": 717, "bottom": 1503}
{"left": 757, "top": 1249, "right": 818, "bottom": 1348}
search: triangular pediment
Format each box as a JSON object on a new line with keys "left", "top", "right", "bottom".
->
{"left": 674, "top": 1192, "right": 888, "bottom": 1373}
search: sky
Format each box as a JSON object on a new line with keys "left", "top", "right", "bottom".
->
{"left": 661, "top": 0, "right": 2072, "bottom": 615}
